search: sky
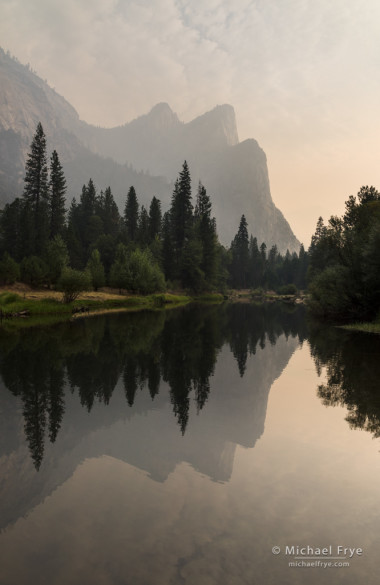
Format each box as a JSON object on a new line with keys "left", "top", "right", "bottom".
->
{"left": 1, "top": 0, "right": 380, "bottom": 245}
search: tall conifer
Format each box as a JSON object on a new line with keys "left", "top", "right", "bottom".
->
{"left": 124, "top": 186, "right": 139, "bottom": 242}
{"left": 49, "top": 150, "right": 67, "bottom": 238}
{"left": 23, "top": 122, "right": 49, "bottom": 254}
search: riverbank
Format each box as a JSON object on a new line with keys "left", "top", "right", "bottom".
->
{"left": 0, "top": 283, "right": 310, "bottom": 331}
{"left": 227, "top": 288, "right": 307, "bottom": 305}
{"left": 340, "top": 321, "right": 380, "bottom": 334}
{"left": 0, "top": 285, "right": 225, "bottom": 329}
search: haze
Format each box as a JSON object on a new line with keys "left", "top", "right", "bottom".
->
{"left": 1, "top": 0, "right": 379, "bottom": 245}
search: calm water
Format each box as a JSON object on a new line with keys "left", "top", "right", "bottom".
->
{"left": 0, "top": 303, "right": 379, "bottom": 585}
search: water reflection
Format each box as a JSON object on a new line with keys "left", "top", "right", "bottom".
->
{"left": 0, "top": 303, "right": 305, "bottom": 471}
{"left": 308, "top": 324, "right": 380, "bottom": 438}
{"left": 2, "top": 306, "right": 380, "bottom": 584}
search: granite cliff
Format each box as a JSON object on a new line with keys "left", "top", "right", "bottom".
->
{"left": 0, "top": 49, "right": 300, "bottom": 251}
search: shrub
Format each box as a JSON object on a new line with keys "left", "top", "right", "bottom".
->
{"left": 127, "top": 249, "right": 165, "bottom": 295}
{"left": 58, "top": 267, "right": 92, "bottom": 303}
{"left": 0, "top": 292, "right": 21, "bottom": 305}
{"left": 86, "top": 249, "right": 105, "bottom": 291}
{"left": 0, "top": 253, "right": 20, "bottom": 285}
{"left": 277, "top": 283, "right": 298, "bottom": 295}
{"left": 21, "top": 256, "right": 48, "bottom": 287}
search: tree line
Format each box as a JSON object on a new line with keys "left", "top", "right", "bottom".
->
{"left": 0, "top": 122, "right": 308, "bottom": 295}
{"left": 307, "top": 185, "right": 380, "bottom": 321}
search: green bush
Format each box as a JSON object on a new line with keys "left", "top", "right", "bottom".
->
{"left": 277, "top": 283, "right": 298, "bottom": 295}
{"left": 21, "top": 256, "right": 48, "bottom": 287}
{"left": 58, "top": 267, "right": 92, "bottom": 303}
{"left": 0, "top": 253, "right": 20, "bottom": 285}
{"left": 251, "top": 287, "right": 264, "bottom": 297}
{"left": 86, "top": 249, "right": 105, "bottom": 291}
{"left": 0, "top": 292, "right": 22, "bottom": 305}
{"left": 127, "top": 249, "right": 165, "bottom": 294}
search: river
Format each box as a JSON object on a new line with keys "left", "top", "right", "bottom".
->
{"left": 0, "top": 303, "right": 379, "bottom": 584}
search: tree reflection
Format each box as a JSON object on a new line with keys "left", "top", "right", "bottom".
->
{"left": 309, "top": 323, "right": 380, "bottom": 438}
{"left": 0, "top": 303, "right": 305, "bottom": 468}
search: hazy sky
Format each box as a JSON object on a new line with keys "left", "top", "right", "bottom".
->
{"left": 1, "top": 0, "right": 380, "bottom": 245}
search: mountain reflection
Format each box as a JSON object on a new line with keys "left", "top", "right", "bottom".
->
{"left": 309, "top": 324, "right": 380, "bottom": 438}
{"left": 0, "top": 303, "right": 306, "bottom": 469}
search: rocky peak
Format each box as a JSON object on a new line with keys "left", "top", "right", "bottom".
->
{"left": 187, "top": 104, "right": 239, "bottom": 147}
{"left": 133, "top": 102, "right": 180, "bottom": 133}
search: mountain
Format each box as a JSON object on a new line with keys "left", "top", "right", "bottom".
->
{"left": 0, "top": 49, "right": 171, "bottom": 212}
{"left": 0, "top": 48, "right": 300, "bottom": 251}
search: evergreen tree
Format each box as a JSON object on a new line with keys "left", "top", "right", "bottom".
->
{"left": 267, "top": 244, "right": 279, "bottom": 290}
{"left": 23, "top": 122, "right": 49, "bottom": 254}
{"left": 149, "top": 196, "right": 162, "bottom": 241}
{"left": 260, "top": 242, "right": 267, "bottom": 287}
{"left": 80, "top": 178, "right": 97, "bottom": 217}
{"left": 194, "top": 182, "right": 218, "bottom": 288}
{"left": 66, "top": 198, "right": 84, "bottom": 269}
{"left": 249, "top": 236, "right": 261, "bottom": 288}
{"left": 49, "top": 150, "right": 67, "bottom": 238}
{"left": 124, "top": 186, "right": 139, "bottom": 242}
{"left": 0, "top": 198, "right": 23, "bottom": 261}
{"left": 170, "top": 162, "right": 193, "bottom": 279}
{"left": 98, "top": 186, "right": 120, "bottom": 237}
{"left": 161, "top": 211, "right": 173, "bottom": 281}
{"left": 296, "top": 244, "right": 309, "bottom": 289}
{"left": 181, "top": 230, "right": 205, "bottom": 292}
{"left": 94, "top": 234, "right": 117, "bottom": 279}
{"left": 77, "top": 179, "right": 103, "bottom": 258}
{"left": 138, "top": 205, "right": 150, "bottom": 247}
{"left": 109, "top": 243, "right": 130, "bottom": 292}
{"left": 230, "top": 215, "right": 249, "bottom": 288}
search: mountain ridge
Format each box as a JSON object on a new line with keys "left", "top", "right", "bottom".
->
{"left": 0, "top": 48, "right": 300, "bottom": 251}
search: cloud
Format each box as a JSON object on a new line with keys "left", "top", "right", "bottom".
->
{"left": 2, "top": 0, "right": 379, "bottom": 134}
{"left": 1, "top": 0, "right": 380, "bottom": 243}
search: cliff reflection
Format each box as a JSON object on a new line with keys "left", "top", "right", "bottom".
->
{"left": 0, "top": 303, "right": 306, "bottom": 469}
{"left": 309, "top": 324, "right": 380, "bottom": 438}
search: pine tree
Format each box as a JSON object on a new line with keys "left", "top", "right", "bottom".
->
{"left": 162, "top": 211, "right": 173, "bottom": 281}
{"left": 149, "top": 196, "right": 162, "bottom": 241}
{"left": 124, "top": 186, "right": 139, "bottom": 242}
{"left": 267, "top": 244, "right": 279, "bottom": 290}
{"left": 0, "top": 198, "right": 23, "bottom": 261}
{"left": 23, "top": 122, "right": 49, "bottom": 254}
{"left": 249, "top": 236, "right": 261, "bottom": 288}
{"left": 109, "top": 243, "right": 130, "bottom": 292}
{"left": 49, "top": 150, "right": 67, "bottom": 238}
{"left": 170, "top": 161, "right": 193, "bottom": 280}
{"left": 194, "top": 182, "right": 217, "bottom": 287}
{"left": 171, "top": 161, "right": 193, "bottom": 250}
{"left": 66, "top": 198, "right": 84, "bottom": 269}
{"left": 78, "top": 179, "right": 103, "bottom": 256}
{"left": 230, "top": 215, "right": 249, "bottom": 288}
{"left": 138, "top": 205, "right": 150, "bottom": 247}
{"left": 98, "top": 186, "right": 120, "bottom": 237}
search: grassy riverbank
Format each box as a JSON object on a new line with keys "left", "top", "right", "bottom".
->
{"left": 0, "top": 285, "right": 224, "bottom": 330}
{"left": 340, "top": 321, "right": 380, "bottom": 334}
